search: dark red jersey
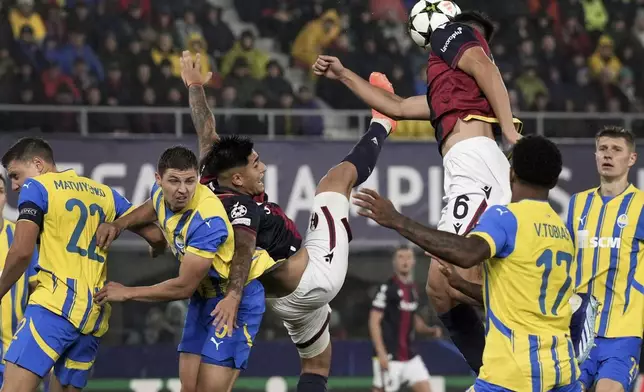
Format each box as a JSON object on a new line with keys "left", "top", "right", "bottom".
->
{"left": 426, "top": 22, "right": 497, "bottom": 149}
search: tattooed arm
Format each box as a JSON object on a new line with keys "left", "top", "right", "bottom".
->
{"left": 226, "top": 227, "right": 256, "bottom": 297}
{"left": 189, "top": 84, "right": 219, "bottom": 161}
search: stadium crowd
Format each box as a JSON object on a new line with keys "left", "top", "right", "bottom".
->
{"left": 0, "top": 0, "right": 643, "bottom": 137}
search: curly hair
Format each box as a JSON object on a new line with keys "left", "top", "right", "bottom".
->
{"left": 511, "top": 135, "right": 562, "bottom": 190}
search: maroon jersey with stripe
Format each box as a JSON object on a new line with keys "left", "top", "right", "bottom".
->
{"left": 426, "top": 22, "right": 496, "bottom": 149}
{"left": 371, "top": 276, "right": 420, "bottom": 361}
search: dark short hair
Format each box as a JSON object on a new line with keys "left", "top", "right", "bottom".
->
{"left": 202, "top": 135, "right": 254, "bottom": 178}
{"left": 595, "top": 126, "right": 636, "bottom": 150}
{"left": 453, "top": 11, "right": 496, "bottom": 42}
{"left": 2, "top": 137, "right": 55, "bottom": 168}
{"left": 512, "top": 135, "right": 562, "bottom": 190}
{"left": 393, "top": 244, "right": 414, "bottom": 257}
{"left": 157, "top": 146, "right": 198, "bottom": 176}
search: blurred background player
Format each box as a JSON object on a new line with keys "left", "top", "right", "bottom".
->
{"left": 369, "top": 245, "right": 442, "bottom": 392}
{"left": 567, "top": 127, "right": 644, "bottom": 392}
{"left": 0, "top": 172, "right": 39, "bottom": 387}
{"left": 353, "top": 135, "right": 580, "bottom": 391}
{"left": 0, "top": 137, "right": 165, "bottom": 392}
{"left": 314, "top": 10, "right": 522, "bottom": 374}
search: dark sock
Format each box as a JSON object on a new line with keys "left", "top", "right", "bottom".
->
{"left": 297, "top": 373, "right": 328, "bottom": 392}
{"left": 438, "top": 304, "right": 485, "bottom": 375}
{"left": 341, "top": 119, "right": 390, "bottom": 187}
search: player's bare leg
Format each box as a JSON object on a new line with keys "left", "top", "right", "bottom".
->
{"left": 410, "top": 380, "right": 432, "bottom": 392}
{"left": 0, "top": 363, "right": 42, "bottom": 392}
{"left": 178, "top": 353, "right": 201, "bottom": 392}
{"left": 594, "top": 379, "right": 625, "bottom": 392}
{"left": 195, "top": 363, "right": 239, "bottom": 392}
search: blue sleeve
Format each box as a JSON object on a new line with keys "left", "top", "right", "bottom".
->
{"left": 470, "top": 205, "right": 518, "bottom": 258}
{"left": 150, "top": 182, "right": 160, "bottom": 200}
{"left": 18, "top": 178, "right": 48, "bottom": 213}
{"left": 430, "top": 23, "right": 481, "bottom": 69}
{"left": 111, "top": 188, "right": 133, "bottom": 219}
{"left": 27, "top": 247, "right": 39, "bottom": 281}
{"left": 185, "top": 212, "right": 229, "bottom": 254}
{"left": 635, "top": 206, "right": 644, "bottom": 241}
{"left": 566, "top": 194, "right": 577, "bottom": 244}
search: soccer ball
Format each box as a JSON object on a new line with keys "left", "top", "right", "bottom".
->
{"left": 408, "top": 0, "right": 462, "bottom": 48}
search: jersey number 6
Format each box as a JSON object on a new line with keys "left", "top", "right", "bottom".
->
{"left": 66, "top": 198, "right": 107, "bottom": 263}
{"left": 536, "top": 249, "right": 573, "bottom": 316}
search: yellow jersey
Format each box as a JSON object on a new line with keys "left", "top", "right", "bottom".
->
{"left": 0, "top": 220, "right": 38, "bottom": 365}
{"left": 17, "top": 170, "right": 133, "bottom": 337}
{"left": 470, "top": 200, "right": 579, "bottom": 391}
{"left": 567, "top": 185, "right": 644, "bottom": 338}
{"left": 150, "top": 183, "right": 275, "bottom": 298}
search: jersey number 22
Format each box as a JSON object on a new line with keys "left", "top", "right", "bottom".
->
{"left": 66, "top": 198, "right": 106, "bottom": 263}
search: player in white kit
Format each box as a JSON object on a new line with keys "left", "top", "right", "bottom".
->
{"left": 314, "top": 10, "right": 521, "bottom": 373}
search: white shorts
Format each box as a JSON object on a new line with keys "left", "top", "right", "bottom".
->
{"left": 372, "top": 355, "right": 431, "bottom": 392}
{"left": 268, "top": 192, "right": 352, "bottom": 358}
{"left": 437, "top": 136, "right": 511, "bottom": 235}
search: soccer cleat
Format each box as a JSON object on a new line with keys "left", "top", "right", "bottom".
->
{"left": 369, "top": 72, "right": 398, "bottom": 133}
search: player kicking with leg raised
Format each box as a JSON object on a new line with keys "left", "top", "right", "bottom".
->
{"left": 0, "top": 138, "right": 166, "bottom": 392}
{"left": 567, "top": 127, "right": 644, "bottom": 392}
{"left": 179, "top": 50, "right": 394, "bottom": 392}
{"left": 354, "top": 135, "right": 581, "bottom": 391}
{"left": 314, "top": 10, "right": 521, "bottom": 374}
{"left": 94, "top": 147, "right": 280, "bottom": 392}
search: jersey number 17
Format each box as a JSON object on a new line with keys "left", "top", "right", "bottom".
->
{"left": 536, "top": 250, "right": 574, "bottom": 316}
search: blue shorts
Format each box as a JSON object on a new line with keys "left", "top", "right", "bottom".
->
{"left": 178, "top": 280, "right": 265, "bottom": 370}
{"left": 470, "top": 379, "right": 581, "bottom": 392}
{"left": 579, "top": 336, "right": 642, "bottom": 391}
{"left": 4, "top": 305, "right": 100, "bottom": 389}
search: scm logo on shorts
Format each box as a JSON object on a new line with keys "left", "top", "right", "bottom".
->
{"left": 576, "top": 230, "right": 621, "bottom": 249}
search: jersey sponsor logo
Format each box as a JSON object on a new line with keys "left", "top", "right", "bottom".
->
{"left": 576, "top": 230, "right": 621, "bottom": 249}
{"left": 19, "top": 207, "right": 39, "bottom": 217}
{"left": 440, "top": 26, "right": 463, "bottom": 53}
{"left": 399, "top": 300, "right": 418, "bottom": 312}
{"left": 231, "top": 217, "right": 251, "bottom": 226}
{"left": 230, "top": 202, "right": 247, "bottom": 219}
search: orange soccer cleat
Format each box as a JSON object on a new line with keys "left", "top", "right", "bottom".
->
{"left": 369, "top": 72, "right": 398, "bottom": 133}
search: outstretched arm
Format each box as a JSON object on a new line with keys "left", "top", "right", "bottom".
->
{"left": 180, "top": 50, "right": 219, "bottom": 161}
{"left": 313, "top": 55, "right": 430, "bottom": 120}
{"left": 353, "top": 189, "right": 491, "bottom": 268}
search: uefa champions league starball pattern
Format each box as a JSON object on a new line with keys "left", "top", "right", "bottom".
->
{"left": 408, "top": 0, "right": 462, "bottom": 48}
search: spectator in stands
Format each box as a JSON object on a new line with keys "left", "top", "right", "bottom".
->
{"left": 275, "top": 91, "right": 301, "bottom": 136}
{"left": 54, "top": 30, "right": 104, "bottom": 81}
{"left": 262, "top": 60, "right": 292, "bottom": 105}
{"left": 123, "top": 1, "right": 148, "bottom": 42}
{"left": 42, "top": 62, "right": 80, "bottom": 102}
{"left": 133, "top": 63, "right": 152, "bottom": 97}
{"left": 351, "top": 7, "right": 385, "bottom": 46}
{"left": 9, "top": 87, "right": 42, "bottom": 131}
{"left": 357, "top": 37, "right": 389, "bottom": 79}
{"left": 414, "top": 64, "right": 427, "bottom": 96}
{"left": 561, "top": 16, "right": 592, "bottom": 57}
{"left": 369, "top": 0, "right": 406, "bottom": 23}
{"left": 291, "top": 9, "right": 341, "bottom": 71}
{"left": 176, "top": 8, "right": 203, "bottom": 48}
{"left": 99, "top": 33, "right": 125, "bottom": 70}
{"left": 151, "top": 33, "right": 181, "bottom": 77}
{"left": 132, "top": 87, "right": 171, "bottom": 133}
{"left": 589, "top": 35, "right": 622, "bottom": 85}
{"left": 389, "top": 64, "right": 415, "bottom": 99}
{"left": 104, "top": 62, "right": 130, "bottom": 105}
{"left": 217, "top": 85, "right": 240, "bottom": 134}
{"left": 71, "top": 58, "right": 96, "bottom": 92}
{"left": 515, "top": 65, "right": 549, "bottom": 109}
{"left": 67, "top": 1, "right": 93, "bottom": 41}
{"left": 120, "top": 0, "right": 151, "bottom": 19}
{"left": 15, "top": 26, "right": 47, "bottom": 73}
{"left": 153, "top": 6, "right": 178, "bottom": 43}
{"left": 546, "top": 68, "right": 568, "bottom": 111}
{"left": 226, "top": 57, "right": 260, "bottom": 106}
{"left": 201, "top": 6, "right": 235, "bottom": 60}
{"left": 539, "top": 34, "right": 562, "bottom": 78}
{"left": 518, "top": 39, "right": 539, "bottom": 71}
{"left": 51, "top": 84, "right": 78, "bottom": 132}
{"left": 156, "top": 59, "right": 182, "bottom": 100}
{"left": 0, "top": 48, "right": 15, "bottom": 103}
{"left": 581, "top": 0, "right": 608, "bottom": 40}
{"left": 571, "top": 68, "right": 601, "bottom": 111}
{"left": 221, "top": 30, "right": 270, "bottom": 79}
{"left": 258, "top": 0, "right": 298, "bottom": 53}
{"left": 632, "top": 9, "right": 644, "bottom": 51}
{"left": 295, "top": 86, "right": 324, "bottom": 136}
{"left": 43, "top": 4, "right": 65, "bottom": 43}
{"left": 315, "top": 33, "right": 364, "bottom": 110}
{"left": 123, "top": 39, "right": 150, "bottom": 75}
{"left": 239, "top": 90, "right": 269, "bottom": 135}
{"left": 9, "top": 0, "right": 46, "bottom": 44}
